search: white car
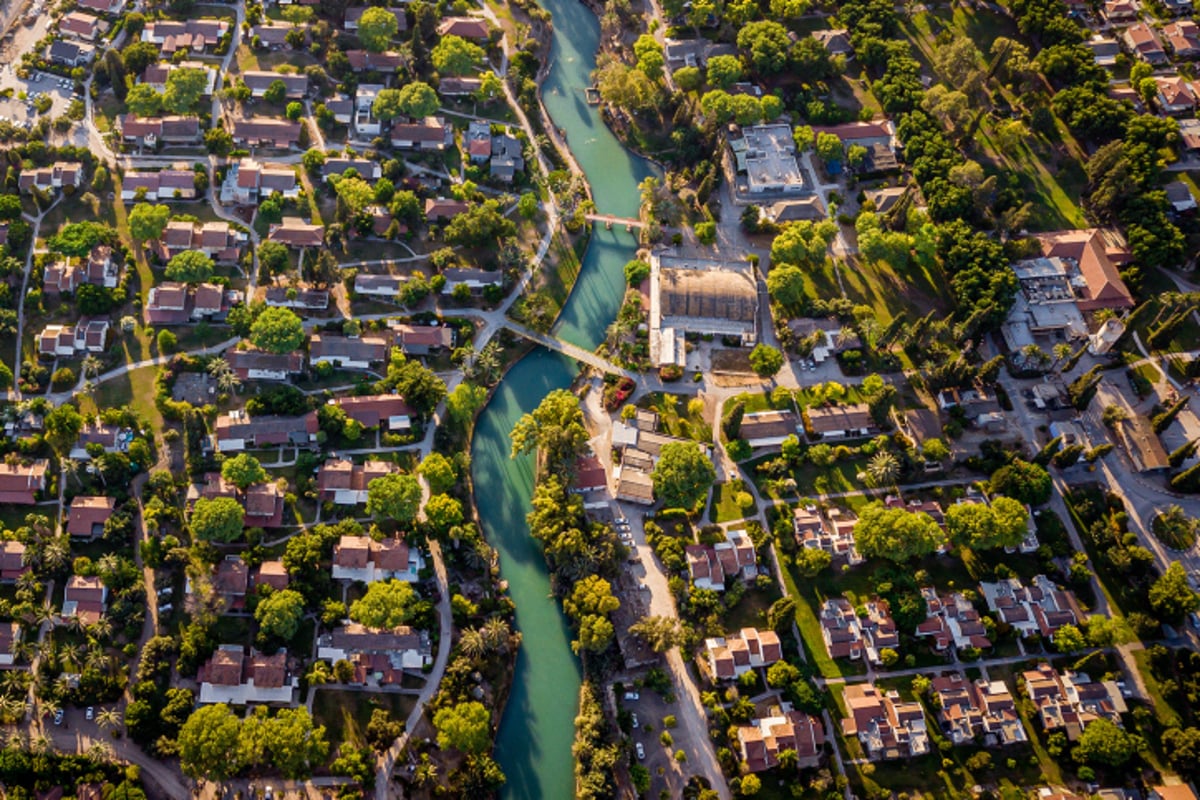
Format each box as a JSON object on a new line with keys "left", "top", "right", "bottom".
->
{"left": 630, "top": 713, "right": 639, "bottom": 729}
{"left": 635, "top": 742, "right": 645, "bottom": 760}
{"left": 85, "top": 707, "right": 93, "bottom": 721}
{"left": 53, "top": 709, "right": 63, "bottom": 725}
{"left": 624, "top": 691, "right": 639, "bottom": 701}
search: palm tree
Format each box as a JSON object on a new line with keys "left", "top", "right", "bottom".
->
{"left": 777, "top": 748, "right": 799, "bottom": 771}
{"left": 37, "top": 698, "right": 60, "bottom": 723}
{"left": 1, "top": 668, "right": 27, "bottom": 695}
{"left": 95, "top": 707, "right": 122, "bottom": 734}
{"left": 53, "top": 675, "right": 72, "bottom": 697}
{"left": 59, "top": 643, "right": 83, "bottom": 673}
{"left": 0, "top": 697, "right": 23, "bottom": 724}
{"left": 215, "top": 368, "right": 241, "bottom": 395}
{"left": 86, "top": 740, "right": 113, "bottom": 763}
{"left": 61, "top": 458, "right": 80, "bottom": 490}
{"left": 86, "top": 617, "right": 112, "bottom": 642}
{"left": 29, "top": 734, "right": 51, "bottom": 754}
{"left": 81, "top": 355, "right": 102, "bottom": 379}
{"left": 85, "top": 647, "right": 111, "bottom": 673}
{"left": 207, "top": 357, "right": 231, "bottom": 379}
{"left": 481, "top": 617, "right": 511, "bottom": 653}
{"left": 458, "top": 628, "right": 486, "bottom": 659}
{"left": 865, "top": 451, "right": 900, "bottom": 487}
{"left": 41, "top": 538, "right": 69, "bottom": 573}
{"left": 413, "top": 754, "right": 438, "bottom": 787}
{"left": 34, "top": 601, "right": 57, "bottom": 627}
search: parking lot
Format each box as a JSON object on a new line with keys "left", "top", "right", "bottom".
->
{"left": 0, "top": 63, "right": 79, "bottom": 128}
{"left": 618, "top": 683, "right": 691, "bottom": 798}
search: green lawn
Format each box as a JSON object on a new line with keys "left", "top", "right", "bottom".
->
{"left": 708, "top": 481, "right": 756, "bottom": 523}
{"left": 312, "top": 689, "right": 415, "bottom": 749}
{"left": 637, "top": 391, "right": 711, "bottom": 443}
{"left": 722, "top": 583, "right": 781, "bottom": 633}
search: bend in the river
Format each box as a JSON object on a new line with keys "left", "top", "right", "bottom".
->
{"left": 469, "top": 1, "right": 656, "bottom": 797}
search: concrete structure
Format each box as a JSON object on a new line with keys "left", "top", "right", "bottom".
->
{"left": 331, "top": 535, "right": 423, "bottom": 583}
{"left": 705, "top": 628, "right": 782, "bottom": 680}
{"left": 650, "top": 252, "right": 757, "bottom": 366}
{"left": 732, "top": 124, "right": 806, "bottom": 196}
{"left": 842, "top": 684, "right": 929, "bottom": 760}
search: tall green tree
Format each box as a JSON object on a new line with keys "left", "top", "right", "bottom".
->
{"left": 510, "top": 389, "right": 588, "bottom": 477}
{"left": 358, "top": 6, "right": 399, "bottom": 52}
{"left": 349, "top": 579, "right": 416, "bottom": 629}
{"left": 178, "top": 703, "right": 241, "bottom": 781}
{"left": 365, "top": 473, "right": 422, "bottom": 524}
{"left": 852, "top": 501, "right": 946, "bottom": 562}
{"left": 650, "top": 442, "right": 715, "bottom": 510}
{"left": 249, "top": 307, "right": 305, "bottom": 354}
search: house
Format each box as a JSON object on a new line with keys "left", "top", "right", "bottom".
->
{"left": 241, "top": 70, "right": 308, "bottom": 99}
{"left": 38, "top": 319, "right": 110, "bottom": 357}
{"left": 121, "top": 169, "right": 197, "bottom": 201}
{"left": 915, "top": 588, "right": 992, "bottom": 653}
{"left": 71, "top": 421, "right": 122, "bottom": 462}
{"left": 1103, "top": 0, "right": 1139, "bottom": 21}
{"left": 345, "top": 50, "right": 404, "bottom": 72}
{"left": 763, "top": 196, "right": 826, "bottom": 224}
{"left": 253, "top": 560, "right": 290, "bottom": 591}
{"left": 317, "top": 624, "right": 432, "bottom": 681}
{"left": 424, "top": 198, "right": 469, "bottom": 220}
{"left": 159, "top": 220, "right": 244, "bottom": 262}
{"left": 62, "top": 575, "right": 107, "bottom": 625}
{"left": 730, "top": 124, "right": 805, "bottom": 195}
{"left": 685, "top": 528, "right": 757, "bottom": 591}
{"left": 738, "top": 705, "right": 825, "bottom": 772}
{"left": 490, "top": 134, "right": 525, "bottom": 182}
{"left": 739, "top": 410, "right": 799, "bottom": 448}
{"left": 813, "top": 29, "right": 852, "bottom": 58}
{"left": 391, "top": 118, "right": 452, "bottom": 151}
{"left": 820, "top": 598, "right": 899, "bottom": 664}
{"left": 191, "top": 283, "right": 226, "bottom": 320}
{"left": 650, "top": 253, "right": 758, "bottom": 366}
{"left": 344, "top": 5, "right": 407, "bottom": 31}
{"left": 1085, "top": 35, "right": 1122, "bottom": 65}
{"left": 354, "top": 273, "right": 406, "bottom": 297}
{"left": 842, "top": 684, "right": 929, "bottom": 760}
{"left": 0, "top": 621, "right": 20, "bottom": 667}
{"left": 811, "top": 120, "right": 899, "bottom": 170}
{"left": 18, "top": 162, "right": 82, "bottom": 194}
{"left": 142, "top": 18, "right": 230, "bottom": 53}
{"left": 268, "top": 218, "right": 325, "bottom": 248}
{"left": 330, "top": 395, "right": 414, "bottom": 431}
{"left": 78, "top": 0, "right": 124, "bottom": 13}
{"left": 325, "top": 94, "right": 354, "bottom": 124}
{"left": 198, "top": 645, "right": 297, "bottom": 705}
{"left": 189, "top": 469, "right": 287, "bottom": 527}
{"left": 1123, "top": 23, "right": 1168, "bottom": 63}
{"left": 979, "top": 575, "right": 1082, "bottom": 641}
{"left": 0, "top": 461, "right": 48, "bottom": 505}
{"left": 1164, "top": 20, "right": 1200, "bottom": 57}
{"left": 117, "top": 115, "right": 202, "bottom": 147}
{"left": 572, "top": 454, "right": 608, "bottom": 494}
{"left": 214, "top": 410, "right": 319, "bottom": 451}
{"left": 264, "top": 286, "right": 329, "bottom": 311}
{"left": 66, "top": 496, "right": 115, "bottom": 539}
{"left": 0, "top": 541, "right": 28, "bottom": 582}
{"left": 138, "top": 61, "right": 219, "bottom": 95}
{"left": 1166, "top": 180, "right": 1198, "bottom": 213}
{"left": 975, "top": 678, "right": 1028, "bottom": 746}
{"left": 663, "top": 38, "right": 738, "bottom": 71}
{"left": 705, "top": 628, "right": 782, "bottom": 680}
{"left": 1155, "top": 75, "right": 1197, "bottom": 114}
{"left": 794, "top": 506, "right": 862, "bottom": 564}
{"left": 47, "top": 40, "right": 95, "bottom": 67}
{"left": 145, "top": 282, "right": 190, "bottom": 324}
{"left": 232, "top": 117, "right": 302, "bottom": 148}
{"left": 930, "top": 674, "right": 985, "bottom": 745}
{"left": 331, "top": 535, "right": 423, "bottom": 583}
{"left": 1149, "top": 787, "right": 1200, "bottom": 800}
{"left": 309, "top": 334, "right": 390, "bottom": 369}
{"left": 804, "top": 403, "right": 874, "bottom": 439}
{"left": 437, "top": 16, "right": 490, "bottom": 40}
{"left": 323, "top": 157, "right": 382, "bottom": 182}
{"left": 439, "top": 77, "right": 482, "bottom": 96}
{"left": 1022, "top": 662, "right": 1126, "bottom": 738}
{"left": 59, "top": 11, "right": 103, "bottom": 40}
{"left": 393, "top": 323, "right": 454, "bottom": 355}
{"left": 317, "top": 459, "right": 394, "bottom": 505}
{"left": 249, "top": 22, "right": 299, "bottom": 48}
{"left": 442, "top": 268, "right": 502, "bottom": 294}
{"left": 212, "top": 557, "right": 249, "bottom": 609}
{"left": 43, "top": 245, "right": 120, "bottom": 294}
{"left": 230, "top": 158, "right": 300, "bottom": 204}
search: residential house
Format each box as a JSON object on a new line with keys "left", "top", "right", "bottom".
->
{"left": 116, "top": 115, "right": 201, "bottom": 147}
{"left": 392, "top": 323, "right": 454, "bottom": 355}
{"left": 70, "top": 421, "right": 121, "bottom": 461}
{"left": 738, "top": 410, "right": 799, "bottom": 448}
{"left": 1155, "top": 75, "right": 1197, "bottom": 114}
{"left": 232, "top": 158, "right": 299, "bottom": 203}
{"left": 142, "top": 18, "right": 230, "bottom": 53}
{"left": 811, "top": 120, "right": 899, "bottom": 170}
{"left": 59, "top": 11, "right": 103, "bottom": 40}
{"left": 241, "top": 70, "right": 307, "bottom": 99}
{"left": 794, "top": 505, "right": 862, "bottom": 564}
{"left": 214, "top": 410, "right": 319, "bottom": 451}
{"left": 439, "top": 76, "right": 482, "bottom": 96}
{"left": 138, "top": 61, "right": 218, "bottom": 95}
{"left": 198, "top": 645, "right": 297, "bottom": 705}
{"left": 930, "top": 674, "right": 984, "bottom": 745}
{"left": 232, "top": 117, "right": 302, "bottom": 148}
{"left": 309, "top": 334, "right": 390, "bottom": 369}
{"left": 1164, "top": 19, "right": 1200, "bottom": 57}
{"left": 322, "top": 157, "right": 382, "bottom": 182}
{"left": 330, "top": 395, "right": 414, "bottom": 431}
{"left": 38, "top": 319, "right": 110, "bottom": 357}
{"left": 345, "top": 50, "right": 404, "bottom": 72}
{"left": 820, "top": 598, "right": 899, "bottom": 664}
{"left": 0, "top": 622, "right": 20, "bottom": 667}
{"left": 353, "top": 83, "right": 384, "bottom": 136}
{"left": 0, "top": 461, "right": 49, "bottom": 505}
{"left": 490, "top": 133, "right": 524, "bottom": 182}
{"left": 1123, "top": 23, "right": 1168, "bottom": 63}
{"left": 43, "top": 245, "right": 120, "bottom": 294}
{"left": 62, "top": 575, "right": 107, "bottom": 625}
{"left": 354, "top": 273, "right": 406, "bottom": 298}
{"left": 813, "top": 29, "right": 852, "bottom": 58}
{"left": 0, "top": 541, "right": 28, "bottom": 582}
{"left": 47, "top": 40, "right": 95, "bottom": 67}
{"left": 249, "top": 22, "right": 299, "bottom": 48}
{"left": 1149, "top": 787, "right": 1200, "bottom": 800}
{"left": 253, "top": 560, "right": 290, "bottom": 591}
{"left": 325, "top": 93, "right": 354, "bottom": 124}
{"left": 738, "top": 705, "right": 825, "bottom": 772}
{"left": 391, "top": 118, "right": 451, "bottom": 151}
{"left": 18, "top": 162, "right": 82, "bottom": 194}
{"left": 264, "top": 286, "right": 329, "bottom": 311}
{"left": 268, "top": 218, "right": 325, "bottom": 248}
{"left": 120, "top": 169, "right": 197, "bottom": 201}
{"left": 842, "top": 683, "right": 929, "bottom": 760}
{"left": 976, "top": 678, "right": 1028, "bottom": 746}
{"left": 331, "top": 535, "right": 423, "bottom": 583}
{"left": 77, "top": 0, "right": 124, "bottom": 13}
{"left": 145, "top": 282, "right": 189, "bottom": 324}
{"left": 1085, "top": 35, "right": 1122, "bottom": 65}
{"left": 317, "top": 624, "right": 432, "bottom": 682}
{"left": 915, "top": 588, "right": 992, "bottom": 653}
{"left": 158, "top": 220, "right": 244, "bottom": 263}
{"left": 1166, "top": 180, "right": 1198, "bottom": 213}
{"left": 66, "top": 496, "right": 115, "bottom": 539}
{"left": 1022, "top": 662, "right": 1126, "bottom": 738}
{"left": 979, "top": 575, "right": 1082, "bottom": 642}
{"left": 1103, "top": 0, "right": 1140, "bottom": 21}
{"left": 436, "top": 17, "right": 490, "bottom": 39}
{"left": 442, "top": 268, "right": 502, "bottom": 294}
{"left": 705, "top": 628, "right": 782, "bottom": 680}
{"left": 424, "top": 198, "right": 469, "bottom": 221}
{"left": 317, "top": 459, "right": 394, "bottom": 505}
{"left": 884, "top": 494, "right": 946, "bottom": 528}
{"left": 191, "top": 283, "right": 226, "bottom": 321}
{"left": 189, "top": 469, "right": 288, "bottom": 527}
{"left": 212, "top": 557, "right": 249, "bottom": 609}
{"left": 804, "top": 403, "right": 874, "bottom": 439}
{"left": 685, "top": 528, "right": 757, "bottom": 591}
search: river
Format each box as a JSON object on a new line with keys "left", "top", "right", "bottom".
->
{"left": 468, "top": 0, "right": 655, "bottom": 797}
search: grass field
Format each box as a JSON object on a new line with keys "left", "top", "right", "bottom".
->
{"left": 707, "top": 481, "right": 756, "bottom": 523}
{"left": 312, "top": 689, "right": 415, "bottom": 749}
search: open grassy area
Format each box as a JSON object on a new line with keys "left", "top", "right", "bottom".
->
{"left": 707, "top": 481, "right": 756, "bottom": 523}
{"left": 83, "top": 363, "right": 164, "bottom": 433}
{"left": 312, "top": 689, "right": 415, "bottom": 748}
{"left": 1126, "top": 295, "right": 1200, "bottom": 354}
{"left": 1132, "top": 647, "right": 1184, "bottom": 729}
{"left": 637, "top": 391, "right": 711, "bottom": 443}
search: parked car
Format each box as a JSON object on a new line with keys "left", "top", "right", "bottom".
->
{"left": 631, "top": 713, "right": 639, "bottom": 729}
{"left": 85, "top": 707, "right": 93, "bottom": 721}
{"left": 635, "top": 742, "right": 645, "bottom": 760}
{"left": 53, "top": 709, "right": 63, "bottom": 725}
{"left": 624, "top": 691, "right": 639, "bottom": 701}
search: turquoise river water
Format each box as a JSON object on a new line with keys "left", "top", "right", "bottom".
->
{"left": 468, "top": 0, "right": 655, "bottom": 797}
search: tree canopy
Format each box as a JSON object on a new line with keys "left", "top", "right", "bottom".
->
{"left": 944, "top": 496, "right": 1029, "bottom": 550}
{"left": 190, "top": 497, "right": 245, "bottom": 542}
{"left": 433, "top": 701, "right": 491, "bottom": 755}
{"left": 650, "top": 442, "right": 716, "bottom": 511}
{"left": 853, "top": 501, "right": 946, "bottom": 562}
{"left": 365, "top": 472, "right": 422, "bottom": 525}
{"left": 510, "top": 389, "right": 588, "bottom": 477}
{"left": 165, "top": 251, "right": 215, "bottom": 284}
{"left": 432, "top": 34, "right": 485, "bottom": 76}
{"left": 254, "top": 588, "right": 306, "bottom": 641}
{"left": 249, "top": 307, "right": 305, "bottom": 354}
{"left": 349, "top": 579, "right": 416, "bottom": 629}
{"left": 128, "top": 203, "right": 171, "bottom": 242}
{"left": 989, "top": 459, "right": 1052, "bottom": 506}
{"left": 221, "top": 453, "right": 268, "bottom": 490}
{"left": 357, "top": 6, "right": 399, "bottom": 52}
{"left": 396, "top": 81, "right": 440, "bottom": 118}
{"left": 1149, "top": 562, "right": 1200, "bottom": 623}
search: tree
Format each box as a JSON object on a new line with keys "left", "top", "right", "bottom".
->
{"left": 370, "top": 88, "right": 405, "bottom": 123}
{"left": 816, "top": 132, "right": 843, "bottom": 166}
{"left": 1162, "top": 726, "right": 1200, "bottom": 774}
{"left": 255, "top": 589, "right": 305, "bottom": 641}
{"left": 350, "top": 579, "right": 416, "bottom": 629}
{"left": 257, "top": 241, "right": 290, "bottom": 277}
{"left": 205, "top": 127, "right": 233, "bottom": 156}
{"left": 128, "top": 203, "right": 170, "bottom": 242}
{"left": 397, "top": 82, "right": 439, "bottom": 118}
{"left": 624, "top": 259, "right": 650, "bottom": 286}
{"left": 865, "top": 451, "right": 900, "bottom": 486}
{"left": 651, "top": 442, "right": 715, "bottom": 510}
{"left": 706, "top": 54, "right": 742, "bottom": 89}
{"left": 190, "top": 497, "right": 245, "bottom": 542}
{"left": 794, "top": 548, "right": 832, "bottom": 577}
{"left": 365, "top": 473, "right": 422, "bottom": 524}
{"left": 518, "top": 192, "right": 538, "bottom": 219}
{"left": 45, "top": 404, "right": 84, "bottom": 453}
{"left": 432, "top": 34, "right": 485, "bottom": 76}
{"left": 627, "top": 615, "right": 682, "bottom": 652}
{"left": 418, "top": 453, "right": 457, "bottom": 494}
{"left": 989, "top": 459, "right": 1052, "bottom": 505}
{"left": 853, "top": 501, "right": 946, "bottom": 562}
{"left": 333, "top": 175, "right": 375, "bottom": 216}
{"left": 263, "top": 80, "right": 288, "bottom": 105}
{"left": 510, "top": 389, "right": 588, "bottom": 477}
{"left": 125, "top": 84, "right": 161, "bottom": 117}
{"left": 285, "top": 101, "right": 303, "bottom": 121}
{"left": 178, "top": 703, "right": 241, "bottom": 781}
{"left": 740, "top": 774, "right": 762, "bottom": 796}
{"left": 433, "top": 701, "right": 491, "bottom": 755}
{"left": 249, "top": 307, "right": 305, "bottom": 354}
{"left": 1074, "top": 718, "right": 1138, "bottom": 767}
{"left": 1149, "top": 562, "right": 1200, "bottom": 623}
{"left": 165, "top": 251, "right": 214, "bottom": 284}
{"left": 157, "top": 329, "right": 177, "bottom": 354}
{"left": 736, "top": 21, "right": 791, "bottom": 74}
{"left": 424, "top": 494, "right": 464, "bottom": 532}
{"left": 357, "top": 6, "right": 398, "bottom": 52}
{"left": 162, "top": 68, "right": 208, "bottom": 114}
{"left": 945, "top": 497, "right": 1029, "bottom": 550}
{"left": 1053, "top": 623, "right": 1086, "bottom": 653}
{"left": 748, "top": 344, "right": 784, "bottom": 377}
{"left": 221, "top": 453, "right": 268, "bottom": 491}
